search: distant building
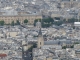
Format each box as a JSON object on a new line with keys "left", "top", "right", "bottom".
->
{"left": 0, "top": 14, "right": 42, "bottom": 24}
{"left": 61, "top": 0, "right": 80, "bottom": 8}
{"left": 74, "top": 22, "right": 80, "bottom": 27}
{"left": 0, "top": 9, "right": 42, "bottom": 24}
{"left": 37, "top": 28, "right": 44, "bottom": 48}
{"left": 0, "top": 54, "right": 7, "bottom": 59}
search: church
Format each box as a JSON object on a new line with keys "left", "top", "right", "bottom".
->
{"left": 36, "top": 21, "right": 62, "bottom": 49}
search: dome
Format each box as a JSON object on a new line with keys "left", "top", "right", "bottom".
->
{"left": 36, "top": 21, "right": 41, "bottom": 28}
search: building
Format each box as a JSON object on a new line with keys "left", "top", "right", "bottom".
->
{"left": 0, "top": 8, "right": 42, "bottom": 24}
{"left": 37, "top": 28, "right": 44, "bottom": 49}
{"left": 60, "top": 0, "right": 80, "bottom": 8}
{"left": 0, "top": 14, "right": 42, "bottom": 24}
{"left": 74, "top": 22, "right": 80, "bottom": 27}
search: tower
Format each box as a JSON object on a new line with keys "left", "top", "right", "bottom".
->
{"left": 37, "top": 28, "right": 44, "bottom": 49}
{"left": 36, "top": 20, "right": 41, "bottom": 28}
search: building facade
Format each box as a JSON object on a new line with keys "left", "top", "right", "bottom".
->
{"left": 0, "top": 14, "right": 42, "bottom": 24}
{"left": 61, "top": 0, "right": 80, "bottom": 8}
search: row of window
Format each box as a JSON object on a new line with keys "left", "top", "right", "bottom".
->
{"left": 0, "top": 19, "right": 36, "bottom": 24}
{"left": 0, "top": 17, "right": 41, "bottom": 20}
{"left": 0, "top": 16, "right": 41, "bottom": 18}
{"left": 0, "top": 19, "right": 35, "bottom": 21}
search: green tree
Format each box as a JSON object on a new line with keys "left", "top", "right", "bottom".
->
{"left": 42, "top": 22, "right": 51, "bottom": 28}
{"left": 41, "top": 17, "right": 54, "bottom": 28}
{"left": 62, "top": 46, "right": 66, "bottom": 49}
{"left": 53, "top": 20, "right": 63, "bottom": 26}
{"left": 16, "top": 20, "right": 20, "bottom": 25}
{"left": 0, "top": 21, "right": 4, "bottom": 26}
{"left": 42, "top": 17, "right": 54, "bottom": 24}
{"left": 70, "top": 45, "right": 74, "bottom": 48}
{"left": 34, "top": 17, "right": 54, "bottom": 28}
{"left": 49, "top": 17, "right": 54, "bottom": 23}
{"left": 54, "top": 17, "right": 60, "bottom": 20}
{"left": 67, "top": 18, "right": 77, "bottom": 23}
{"left": 24, "top": 19, "right": 28, "bottom": 24}
{"left": 63, "top": 19, "right": 67, "bottom": 23}
{"left": 11, "top": 21, "right": 14, "bottom": 26}
{"left": 74, "top": 42, "right": 79, "bottom": 44}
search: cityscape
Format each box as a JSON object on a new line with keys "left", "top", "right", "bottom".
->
{"left": 0, "top": 0, "right": 80, "bottom": 60}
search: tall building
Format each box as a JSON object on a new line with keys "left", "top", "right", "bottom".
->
{"left": 37, "top": 21, "right": 44, "bottom": 49}
{"left": 37, "top": 28, "right": 44, "bottom": 49}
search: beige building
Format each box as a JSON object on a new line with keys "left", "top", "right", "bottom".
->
{"left": 74, "top": 44, "right": 80, "bottom": 49}
{"left": 61, "top": 0, "right": 80, "bottom": 8}
{"left": 61, "top": 2, "right": 71, "bottom": 8}
{"left": 37, "top": 35, "right": 44, "bottom": 49}
{"left": 0, "top": 14, "right": 42, "bottom": 24}
{"left": 6, "top": 31, "right": 18, "bottom": 37}
{"left": 37, "top": 28, "right": 44, "bottom": 49}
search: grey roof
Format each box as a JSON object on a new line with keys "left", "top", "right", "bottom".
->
{"left": 44, "top": 40, "right": 72, "bottom": 45}
{"left": 44, "top": 40, "right": 59, "bottom": 45}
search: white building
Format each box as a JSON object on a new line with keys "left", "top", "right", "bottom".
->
{"left": 74, "top": 22, "right": 80, "bottom": 27}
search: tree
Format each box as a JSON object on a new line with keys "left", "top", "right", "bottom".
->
{"left": 54, "top": 17, "right": 60, "bottom": 20}
{"left": 63, "top": 19, "right": 67, "bottom": 23}
{"left": 11, "top": 21, "right": 14, "bottom": 26}
{"left": 42, "top": 22, "right": 51, "bottom": 28}
{"left": 70, "top": 45, "right": 74, "bottom": 48}
{"left": 0, "top": 21, "right": 4, "bottom": 26}
{"left": 53, "top": 20, "right": 63, "bottom": 26}
{"left": 74, "top": 42, "right": 79, "bottom": 44}
{"left": 42, "top": 17, "right": 54, "bottom": 24}
{"left": 24, "top": 19, "right": 28, "bottom": 24}
{"left": 62, "top": 46, "right": 66, "bottom": 49}
{"left": 16, "top": 20, "right": 20, "bottom": 25}
{"left": 68, "top": 18, "right": 76, "bottom": 23}
{"left": 41, "top": 17, "right": 54, "bottom": 28}
{"left": 49, "top": 17, "right": 54, "bottom": 24}
{"left": 34, "top": 17, "right": 54, "bottom": 28}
